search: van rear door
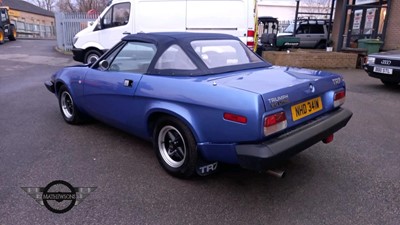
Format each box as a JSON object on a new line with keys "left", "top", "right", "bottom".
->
{"left": 186, "top": 0, "right": 249, "bottom": 42}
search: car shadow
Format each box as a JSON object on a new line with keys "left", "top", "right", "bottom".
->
{"left": 367, "top": 83, "right": 400, "bottom": 92}
{"left": 68, "top": 118, "right": 326, "bottom": 196}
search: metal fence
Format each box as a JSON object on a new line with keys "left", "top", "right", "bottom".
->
{"left": 55, "top": 13, "right": 98, "bottom": 52}
{"left": 12, "top": 19, "right": 55, "bottom": 39}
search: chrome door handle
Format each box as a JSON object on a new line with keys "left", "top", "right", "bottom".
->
{"left": 124, "top": 79, "right": 133, "bottom": 87}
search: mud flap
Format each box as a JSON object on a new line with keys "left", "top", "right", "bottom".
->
{"left": 196, "top": 157, "right": 218, "bottom": 176}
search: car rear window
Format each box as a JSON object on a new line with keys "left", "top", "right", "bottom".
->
{"left": 191, "top": 40, "right": 263, "bottom": 69}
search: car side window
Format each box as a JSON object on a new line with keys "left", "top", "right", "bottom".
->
{"left": 297, "top": 24, "right": 309, "bottom": 34}
{"left": 102, "top": 2, "right": 130, "bottom": 28}
{"left": 154, "top": 45, "right": 197, "bottom": 70}
{"left": 310, "top": 25, "right": 324, "bottom": 34}
{"left": 107, "top": 42, "right": 157, "bottom": 74}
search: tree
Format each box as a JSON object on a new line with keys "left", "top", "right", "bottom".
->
{"left": 301, "top": 0, "right": 332, "bottom": 18}
{"left": 24, "top": 0, "right": 57, "bottom": 11}
{"left": 24, "top": 0, "right": 108, "bottom": 13}
{"left": 56, "top": 0, "right": 109, "bottom": 13}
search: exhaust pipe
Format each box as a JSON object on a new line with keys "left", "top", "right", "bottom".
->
{"left": 266, "top": 169, "right": 286, "bottom": 178}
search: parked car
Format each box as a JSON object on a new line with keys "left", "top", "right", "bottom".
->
{"left": 278, "top": 19, "right": 331, "bottom": 49}
{"left": 363, "top": 50, "right": 400, "bottom": 86}
{"left": 256, "top": 16, "right": 300, "bottom": 55}
{"left": 45, "top": 32, "right": 352, "bottom": 178}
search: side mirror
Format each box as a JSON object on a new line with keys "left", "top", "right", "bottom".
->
{"left": 96, "top": 21, "right": 102, "bottom": 30}
{"left": 96, "top": 17, "right": 105, "bottom": 30}
{"left": 99, "top": 60, "right": 109, "bottom": 70}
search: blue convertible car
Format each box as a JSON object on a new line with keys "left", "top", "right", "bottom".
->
{"left": 45, "top": 32, "right": 352, "bottom": 178}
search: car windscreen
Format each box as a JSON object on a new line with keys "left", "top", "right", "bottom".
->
{"left": 283, "top": 24, "right": 294, "bottom": 33}
{"left": 191, "top": 40, "right": 263, "bottom": 69}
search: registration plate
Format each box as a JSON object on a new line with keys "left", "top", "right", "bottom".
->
{"left": 373, "top": 66, "right": 393, "bottom": 75}
{"left": 291, "top": 97, "right": 323, "bottom": 121}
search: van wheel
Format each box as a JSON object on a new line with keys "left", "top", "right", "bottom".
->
{"left": 153, "top": 116, "right": 198, "bottom": 178}
{"left": 8, "top": 25, "right": 16, "bottom": 41}
{"left": 84, "top": 49, "right": 101, "bottom": 64}
{"left": 315, "top": 42, "right": 326, "bottom": 49}
{"left": 0, "top": 28, "right": 4, "bottom": 44}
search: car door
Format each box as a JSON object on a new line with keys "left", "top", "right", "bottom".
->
{"left": 308, "top": 24, "right": 326, "bottom": 48}
{"left": 295, "top": 24, "right": 313, "bottom": 48}
{"left": 295, "top": 23, "right": 326, "bottom": 48}
{"left": 83, "top": 41, "right": 157, "bottom": 129}
{"left": 98, "top": 2, "right": 132, "bottom": 50}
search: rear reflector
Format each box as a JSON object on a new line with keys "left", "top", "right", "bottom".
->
{"left": 224, "top": 113, "right": 247, "bottom": 124}
{"left": 264, "top": 112, "right": 287, "bottom": 136}
{"left": 247, "top": 30, "right": 255, "bottom": 50}
{"left": 334, "top": 90, "right": 346, "bottom": 107}
{"left": 322, "top": 134, "right": 334, "bottom": 144}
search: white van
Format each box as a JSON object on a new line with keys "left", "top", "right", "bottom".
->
{"left": 72, "top": 0, "right": 258, "bottom": 64}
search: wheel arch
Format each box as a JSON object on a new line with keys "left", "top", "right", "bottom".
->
{"left": 84, "top": 46, "right": 103, "bottom": 54}
{"left": 55, "top": 80, "right": 67, "bottom": 96}
{"left": 146, "top": 108, "right": 200, "bottom": 143}
{"left": 55, "top": 80, "right": 78, "bottom": 99}
{"left": 314, "top": 39, "right": 327, "bottom": 49}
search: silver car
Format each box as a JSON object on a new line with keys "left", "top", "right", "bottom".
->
{"left": 278, "top": 20, "right": 330, "bottom": 49}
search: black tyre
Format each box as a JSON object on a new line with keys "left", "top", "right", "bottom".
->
{"left": 58, "top": 85, "right": 83, "bottom": 124}
{"left": 315, "top": 41, "right": 326, "bottom": 49}
{"left": 153, "top": 116, "right": 198, "bottom": 178}
{"left": 381, "top": 79, "right": 399, "bottom": 87}
{"left": 8, "top": 25, "right": 16, "bottom": 41}
{"left": 0, "top": 28, "right": 4, "bottom": 45}
{"left": 84, "top": 49, "right": 102, "bottom": 64}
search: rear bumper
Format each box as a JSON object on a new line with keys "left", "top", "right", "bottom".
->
{"left": 236, "top": 108, "right": 353, "bottom": 171}
{"left": 44, "top": 80, "right": 55, "bottom": 93}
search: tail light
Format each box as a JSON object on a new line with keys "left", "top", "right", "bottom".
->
{"left": 334, "top": 90, "right": 346, "bottom": 107}
{"left": 264, "top": 112, "right": 287, "bottom": 136}
{"left": 247, "top": 29, "right": 255, "bottom": 50}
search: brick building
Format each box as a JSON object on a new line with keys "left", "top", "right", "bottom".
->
{"left": 0, "top": 0, "right": 55, "bottom": 38}
{"left": 332, "top": 0, "right": 397, "bottom": 51}
{"left": 259, "top": 0, "right": 398, "bottom": 51}
{"left": 383, "top": 0, "right": 399, "bottom": 50}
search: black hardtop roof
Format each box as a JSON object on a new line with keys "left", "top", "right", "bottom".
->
{"left": 114, "top": 32, "right": 270, "bottom": 76}
{"left": 122, "top": 32, "right": 239, "bottom": 44}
